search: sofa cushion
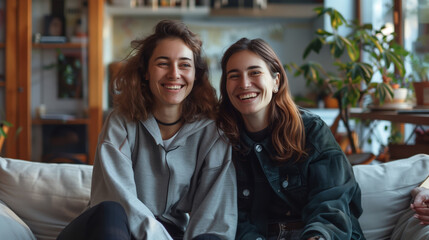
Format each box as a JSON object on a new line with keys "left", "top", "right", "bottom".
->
{"left": 353, "top": 154, "right": 429, "bottom": 240}
{"left": 0, "top": 200, "right": 36, "bottom": 240}
{"left": 0, "top": 157, "right": 93, "bottom": 240}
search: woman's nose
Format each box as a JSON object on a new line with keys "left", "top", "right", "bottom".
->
{"left": 239, "top": 76, "right": 252, "bottom": 89}
{"left": 168, "top": 65, "right": 180, "bottom": 80}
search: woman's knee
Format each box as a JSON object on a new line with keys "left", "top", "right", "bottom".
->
{"left": 93, "top": 201, "right": 126, "bottom": 216}
{"left": 89, "top": 201, "right": 129, "bottom": 227}
{"left": 192, "top": 234, "right": 221, "bottom": 240}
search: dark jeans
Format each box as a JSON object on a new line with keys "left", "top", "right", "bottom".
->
{"left": 160, "top": 219, "right": 221, "bottom": 240}
{"left": 57, "top": 201, "right": 131, "bottom": 240}
{"left": 57, "top": 200, "right": 221, "bottom": 240}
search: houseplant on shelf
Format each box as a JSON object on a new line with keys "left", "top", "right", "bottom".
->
{"left": 286, "top": 7, "right": 408, "bottom": 154}
{"left": 43, "top": 49, "right": 82, "bottom": 99}
{"left": 409, "top": 52, "right": 429, "bottom": 106}
{"left": 360, "top": 27, "right": 410, "bottom": 107}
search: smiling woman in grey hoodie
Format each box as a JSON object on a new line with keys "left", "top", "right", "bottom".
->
{"left": 57, "top": 20, "right": 237, "bottom": 240}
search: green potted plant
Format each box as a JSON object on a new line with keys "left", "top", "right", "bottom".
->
{"left": 286, "top": 7, "right": 408, "bottom": 153}
{"left": 359, "top": 27, "right": 410, "bottom": 106}
{"left": 408, "top": 52, "right": 429, "bottom": 106}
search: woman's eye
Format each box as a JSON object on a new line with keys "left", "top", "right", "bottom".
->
{"left": 250, "top": 71, "right": 261, "bottom": 76}
{"left": 157, "top": 62, "right": 168, "bottom": 67}
{"left": 227, "top": 74, "right": 239, "bottom": 80}
{"left": 180, "top": 63, "right": 192, "bottom": 68}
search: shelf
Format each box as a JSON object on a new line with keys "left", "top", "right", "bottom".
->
{"left": 105, "top": 5, "right": 210, "bottom": 16}
{"left": 32, "top": 43, "right": 87, "bottom": 49}
{"left": 210, "top": 4, "right": 322, "bottom": 19}
{"left": 105, "top": 3, "right": 321, "bottom": 19}
{"left": 32, "top": 118, "right": 90, "bottom": 125}
{"left": 350, "top": 109, "right": 429, "bottom": 126}
{"left": 0, "top": 81, "right": 5, "bottom": 87}
{"left": 0, "top": 43, "right": 4, "bottom": 48}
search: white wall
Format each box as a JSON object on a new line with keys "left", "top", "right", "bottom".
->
{"left": 103, "top": 15, "right": 324, "bottom": 108}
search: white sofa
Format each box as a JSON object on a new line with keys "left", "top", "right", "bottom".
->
{"left": 1, "top": 154, "right": 429, "bottom": 240}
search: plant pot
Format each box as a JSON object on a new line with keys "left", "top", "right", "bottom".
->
{"left": 413, "top": 82, "right": 429, "bottom": 106}
{"left": 391, "top": 88, "right": 408, "bottom": 103}
{"left": 323, "top": 95, "right": 339, "bottom": 108}
{"left": 372, "top": 87, "right": 408, "bottom": 105}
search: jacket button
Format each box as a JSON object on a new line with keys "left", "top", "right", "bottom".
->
{"left": 255, "top": 144, "right": 262, "bottom": 152}
{"left": 243, "top": 189, "right": 250, "bottom": 197}
{"left": 282, "top": 180, "right": 288, "bottom": 188}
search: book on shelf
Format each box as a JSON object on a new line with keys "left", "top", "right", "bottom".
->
{"left": 70, "top": 36, "right": 88, "bottom": 44}
{"left": 40, "top": 113, "right": 76, "bottom": 121}
{"left": 39, "top": 36, "right": 67, "bottom": 43}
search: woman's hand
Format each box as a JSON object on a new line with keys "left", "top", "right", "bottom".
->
{"left": 411, "top": 187, "right": 429, "bottom": 225}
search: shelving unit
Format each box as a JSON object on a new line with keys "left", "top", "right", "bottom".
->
{"left": 27, "top": 0, "right": 103, "bottom": 164}
{"left": 0, "top": 0, "right": 103, "bottom": 164}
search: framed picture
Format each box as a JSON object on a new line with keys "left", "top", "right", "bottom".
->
{"left": 44, "top": 15, "right": 66, "bottom": 36}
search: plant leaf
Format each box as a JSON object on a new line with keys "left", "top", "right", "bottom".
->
{"left": 303, "top": 37, "right": 323, "bottom": 59}
{"left": 345, "top": 41, "right": 360, "bottom": 62}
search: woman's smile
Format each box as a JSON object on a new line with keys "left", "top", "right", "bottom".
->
{"left": 238, "top": 92, "right": 259, "bottom": 100}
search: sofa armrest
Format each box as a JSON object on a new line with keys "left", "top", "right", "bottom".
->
{"left": 0, "top": 200, "right": 36, "bottom": 240}
{"left": 0, "top": 157, "right": 93, "bottom": 240}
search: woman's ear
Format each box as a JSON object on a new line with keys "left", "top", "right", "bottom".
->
{"left": 273, "top": 72, "right": 280, "bottom": 93}
{"left": 145, "top": 72, "right": 150, "bottom": 81}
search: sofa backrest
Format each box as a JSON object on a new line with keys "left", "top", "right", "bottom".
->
{"left": 0, "top": 157, "right": 92, "bottom": 240}
{"left": 353, "top": 154, "right": 429, "bottom": 240}
{"left": 1, "top": 154, "right": 429, "bottom": 240}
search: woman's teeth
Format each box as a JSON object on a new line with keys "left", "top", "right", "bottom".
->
{"left": 239, "top": 93, "right": 257, "bottom": 100}
{"left": 164, "top": 85, "right": 182, "bottom": 90}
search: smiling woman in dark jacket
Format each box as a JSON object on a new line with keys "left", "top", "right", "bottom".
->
{"left": 216, "top": 37, "right": 364, "bottom": 240}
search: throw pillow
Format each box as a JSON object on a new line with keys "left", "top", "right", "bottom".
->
{"left": 353, "top": 154, "right": 429, "bottom": 240}
{"left": 0, "top": 157, "right": 93, "bottom": 240}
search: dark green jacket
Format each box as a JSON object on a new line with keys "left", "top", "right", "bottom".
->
{"left": 235, "top": 109, "right": 365, "bottom": 240}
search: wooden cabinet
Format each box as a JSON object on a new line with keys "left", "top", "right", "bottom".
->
{"left": 2, "top": 0, "right": 103, "bottom": 164}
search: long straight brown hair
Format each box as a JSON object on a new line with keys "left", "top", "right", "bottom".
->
{"left": 111, "top": 20, "right": 218, "bottom": 122}
{"left": 217, "top": 38, "right": 306, "bottom": 162}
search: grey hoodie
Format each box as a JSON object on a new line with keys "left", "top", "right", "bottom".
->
{"left": 90, "top": 111, "right": 237, "bottom": 240}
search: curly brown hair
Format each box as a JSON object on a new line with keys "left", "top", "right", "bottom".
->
{"left": 217, "top": 38, "right": 306, "bottom": 162}
{"left": 111, "top": 19, "right": 218, "bottom": 122}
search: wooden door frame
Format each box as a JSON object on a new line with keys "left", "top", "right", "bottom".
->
{"left": 88, "top": 0, "right": 104, "bottom": 164}
{"left": 4, "top": 0, "right": 22, "bottom": 158}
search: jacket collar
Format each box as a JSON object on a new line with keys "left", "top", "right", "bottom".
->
{"left": 141, "top": 114, "right": 214, "bottom": 149}
{"left": 239, "top": 126, "right": 276, "bottom": 157}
